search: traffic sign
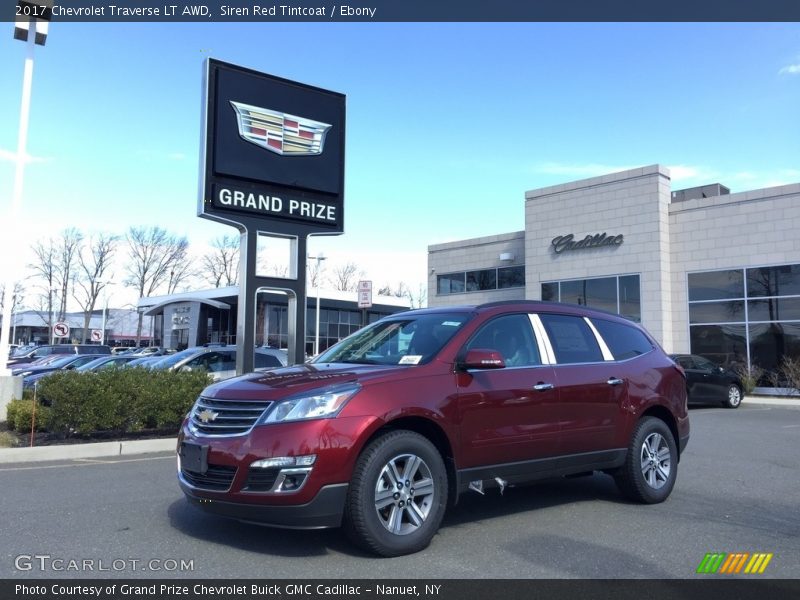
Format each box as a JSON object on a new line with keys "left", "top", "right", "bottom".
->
{"left": 53, "top": 322, "right": 70, "bottom": 338}
{"left": 90, "top": 329, "right": 103, "bottom": 342}
{"left": 358, "top": 280, "right": 372, "bottom": 309}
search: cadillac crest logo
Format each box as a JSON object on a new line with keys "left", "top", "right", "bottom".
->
{"left": 197, "top": 409, "right": 219, "bottom": 424}
{"left": 230, "top": 101, "right": 332, "bottom": 157}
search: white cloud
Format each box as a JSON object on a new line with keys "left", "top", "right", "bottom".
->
{"left": 779, "top": 63, "right": 800, "bottom": 75}
{"left": 0, "top": 148, "right": 49, "bottom": 164}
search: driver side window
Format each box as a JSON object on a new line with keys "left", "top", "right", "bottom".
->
{"left": 464, "top": 314, "right": 541, "bottom": 367}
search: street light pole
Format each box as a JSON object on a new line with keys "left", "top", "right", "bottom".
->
{"left": 308, "top": 253, "right": 327, "bottom": 356}
{"left": 0, "top": 2, "right": 50, "bottom": 375}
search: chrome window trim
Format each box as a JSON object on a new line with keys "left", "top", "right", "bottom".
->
{"left": 529, "top": 314, "right": 556, "bottom": 365}
{"left": 584, "top": 317, "right": 614, "bottom": 361}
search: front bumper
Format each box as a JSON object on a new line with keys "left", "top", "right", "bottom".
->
{"left": 180, "top": 480, "right": 348, "bottom": 529}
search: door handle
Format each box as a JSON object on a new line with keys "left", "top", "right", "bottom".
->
{"left": 607, "top": 377, "right": 624, "bottom": 386}
{"left": 533, "top": 382, "right": 554, "bottom": 391}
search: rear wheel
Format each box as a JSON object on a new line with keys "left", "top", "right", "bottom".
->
{"left": 724, "top": 384, "right": 742, "bottom": 409}
{"left": 615, "top": 416, "right": 678, "bottom": 504}
{"left": 343, "top": 430, "right": 447, "bottom": 557}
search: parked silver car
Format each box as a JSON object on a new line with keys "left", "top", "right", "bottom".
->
{"left": 150, "top": 345, "right": 288, "bottom": 381}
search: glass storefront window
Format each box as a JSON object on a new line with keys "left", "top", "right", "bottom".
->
{"left": 618, "top": 275, "right": 641, "bottom": 322}
{"left": 746, "top": 265, "right": 800, "bottom": 298}
{"left": 748, "top": 322, "right": 800, "bottom": 374}
{"left": 437, "top": 267, "right": 524, "bottom": 295}
{"left": 747, "top": 298, "right": 800, "bottom": 322}
{"left": 540, "top": 274, "right": 640, "bottom": 321}
{"left": 689, "top": 324, "right": 748, "bottom": 369}
{"left": 437, "top": 273, "right": 466, "bottom": 294}
{"left": 498, "top": 266, "right": 525, "bottom": 289}
{"left": 688, "top": 269, "right": 744, "bottom": 301}
{"left": 466, "top": 269, "right": 497, "bottom": 292}
{"left": 541, "top": 282, "right": 558, "bottom": 302}
{"left": 689, "top": 301, "right": 745, "bottom": 324}
{"left": 687, "top": 263, "right": 800, "bottom": 384}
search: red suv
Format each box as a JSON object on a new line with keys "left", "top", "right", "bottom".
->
{"left": 178, "top": 301, "right": 689, "bottom": 556}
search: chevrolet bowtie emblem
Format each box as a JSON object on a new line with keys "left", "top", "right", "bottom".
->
{"left": 230, "top": 101, "right": 332, "bottom": 157}
{"left": 197, "top": 409, "right": 219, "bottom": 423}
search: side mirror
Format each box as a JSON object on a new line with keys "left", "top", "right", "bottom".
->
{"left": 180, "top": 365, "right": 193, "bottom": 373}
{"left": 460, "top": 348, "right": 506, "bottom": 370}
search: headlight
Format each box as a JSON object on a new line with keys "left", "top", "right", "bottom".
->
{"left": 260, "top": 384, "right": 360, "bottom": 424}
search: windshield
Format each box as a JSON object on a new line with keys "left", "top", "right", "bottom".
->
{"left": 45, "top": 355, "right": 80, "bottom": 368}
{"left": 75, "top": 357, "right": 113, "bottom": 372}
{"left": 315, "top": 312, "right": 471, "bottom": 366}
{"left": 150, "top": 348, "right": 202, "bottom": 369}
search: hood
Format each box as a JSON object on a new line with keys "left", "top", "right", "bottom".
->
{"left": 203, "top": 362, "right": 413, "bottom": 401}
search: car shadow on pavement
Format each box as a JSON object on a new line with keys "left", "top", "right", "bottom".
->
{"left": 166, "top": 499, "right": 373, "bottom": 558}
{"left": 167, "top": 473, "right": 633, "bottom": 559}
{"left": 442, "top": 472, "right": 628, "bottom": 527}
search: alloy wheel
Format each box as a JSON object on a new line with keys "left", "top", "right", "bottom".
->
{"left": 640, "top": 432, "right": 671, "bottom": 490}
{"left": 374, "top": 453, "right": 435, "bottom": 535}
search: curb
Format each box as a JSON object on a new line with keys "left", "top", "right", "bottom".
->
{"left": 743, "top": 396, "right": 800, "bottom": 407}
{"left": 0, "top": 437, "right": 177, "bottom": 464}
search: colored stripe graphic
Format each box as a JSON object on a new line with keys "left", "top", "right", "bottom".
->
{"left": 697, "top": 552, "right": 773, "bottom": 574}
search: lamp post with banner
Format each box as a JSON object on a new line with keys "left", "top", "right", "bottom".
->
{"left": 309, "top": 254, "right": 327, "bottom": 356}
{"left": 0, "top": 1, "right": 51, "bottom": 376}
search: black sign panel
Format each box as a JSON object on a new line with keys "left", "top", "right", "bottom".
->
{"left": 200, "top": 59, "right": 346, "bottom": 234}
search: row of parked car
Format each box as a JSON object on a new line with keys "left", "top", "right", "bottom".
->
{"left": 8, "top": 344, "right": 289, "bottom": 390}
{"left": 8, "top": 343, "right": 743, "bottom": 407}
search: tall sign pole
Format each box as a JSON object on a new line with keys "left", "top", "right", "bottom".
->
{"left": 0, "top": 1, "right": 50, "bottom": 376}
{"left": 199, "top": 60, "right": 345, "bottom": 374}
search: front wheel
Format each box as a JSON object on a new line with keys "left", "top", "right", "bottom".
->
{"left": 724, "top": 384, "right": 742, "bottom": 409}
{"left": 615, "top": 416, "right": 678, "bottom": 504}
{"left": 343, "top": 430, "right": 447, "bottom": 557}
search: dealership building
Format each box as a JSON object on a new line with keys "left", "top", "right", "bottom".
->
{"left": 137, "top": 286, "right": 409, "bottom": 355}
{"left": 428, "top": 165, "right": 800, "bottom": 383}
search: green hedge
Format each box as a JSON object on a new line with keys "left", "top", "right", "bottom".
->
{"left": 6, "top": 399, "right": 51, "bottom": 433}
{"left": 33, "top": 368, "right": 212, "bottom": 436}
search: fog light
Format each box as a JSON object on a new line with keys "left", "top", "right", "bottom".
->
{"left": 250, "top": 455, "right": 316, "bottom": 469}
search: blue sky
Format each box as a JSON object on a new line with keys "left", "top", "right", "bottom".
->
{"left": 1, "top": 23, "right": 799, "bottom": 304}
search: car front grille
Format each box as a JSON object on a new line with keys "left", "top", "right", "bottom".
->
{"left": 190, "top": 397, "right": 272, "bottom": 436}
{"left": 180, "top": 464, "right": 237, "bottom": 491}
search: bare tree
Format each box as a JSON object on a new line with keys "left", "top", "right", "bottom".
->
{"left": 29, "top": 238, "right": 59, "bottom": 342}
{"left": 378, "top": 282, "right": 409, "bottom": 298}
{"left": 0, "top": 282, "right": 24, "bottom": 314}
{"left": 307, "top": 258, "right": 324, "bottom": 289}
{"left": 407, "top": 283, "right": 428, "bottom": 309}
{"left": 202, "top": 235, "right": 240, "bottom": 288}
{"left": 377, "top": 281, "right": 427, "bottom": 309}
{"left": 54, "top": 228, "right": 84, "bottom": 322}
{"left": 73, "top": 233, "right": 118, "bottom": 343}
{"left": 329, "top": 261, "right": 362, "bottom": 292}
{"left": 124, "top": 226, "right": 189, "bottom": 344}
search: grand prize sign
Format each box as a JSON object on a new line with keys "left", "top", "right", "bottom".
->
{"left": 199, "top": 59, "right": 346, "bottom": 371}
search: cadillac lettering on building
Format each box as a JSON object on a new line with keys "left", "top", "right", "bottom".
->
{"left": 552, "top": 233, "right": 624, "bottom": 254}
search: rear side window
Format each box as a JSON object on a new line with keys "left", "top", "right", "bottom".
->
{"left": 591, "top": 319, "right": 653, "bottom": 360}
{"left": 539, "top": 314, "right": 604, "bottom": 364}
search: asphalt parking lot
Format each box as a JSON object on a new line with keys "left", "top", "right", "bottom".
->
{"left": 1, "top": 404, "right": 798, "bottom": 579}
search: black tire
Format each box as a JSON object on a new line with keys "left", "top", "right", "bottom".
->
{"left": 724, "top": 384, "right": 743, "bottom": 409}
{"left": 614, "top": 416, "right": 678, "bottom": 504}
{"left": 343, "top": 430, "right": 448, "bottom": 557}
